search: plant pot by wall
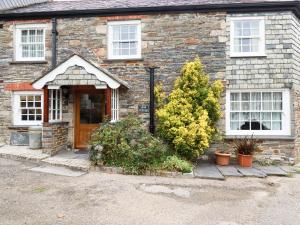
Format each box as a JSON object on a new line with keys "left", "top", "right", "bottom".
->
{"left": 215, "top": 151, "right": 231, "bottom": 166}
{"left": 238, "top": 153, "right": 253, "bottom": 167}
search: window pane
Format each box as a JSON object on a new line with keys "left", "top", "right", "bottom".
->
{"left": 240, "top": 121, "right": 250, "bottom": 130}
{"left": 21, "top": 30, "right": 28, "bottom": 43}
{"left": 272, "top": 122, "right": 282, "bottom": 130}
{"left": 262, "top": 102, "right": 272, "bottom": 110}
{"left": 22, "top": 115, "right": 28, "bottom": 120}
{"left": 251, "top": 92, "right": 261, "bottom": 101}
{"left": 231, "top": 122, "right": 240, "bottom": 130}
{"left": 113, "top": 26, "right": 120, "bottom": 40}
{"left": 262, "top": 122, "right": 271, "bottom": 130}
{"left": 231, "top": 102, "right": 240, "bottom": 111}
{"left": 272, "top": 112, "right": 282, "bottom": 121}
{"left": 251, "top": 112, "right": 260, "bottom": 121}
{"left": 230, "top": 93, "right": 240, "bottom": 101}
{"left": 273, "top": 92, "right": 282, "bottom": 101}
{"left": 230, "top": 112, "right": 239, "bottom": 120}
{"left": 240, "top": 112, "right": 249, "bottom": 121}
{"left": 21, "top": 102, "right": 26, "bottom": 107}
{"left": 29, "top": 30, "right": 36, "bottom": 43}
{"left": 241, "top": 92, "right": 250, "bottom": 101}
{"left": 234, "top": 39, "right": 241, "bottom": 52}
{"left": 251, "top": 102, "right": 261, "bottom": 110}
{"left": 262, "top": 92, "right": 271, "bottom": 101}
{"left": 262, "top": 112, "right": 271, "bottom": 120}
{"left": 273, "top": 102, "right": 282, "bottom": 110}
{"left": 241, "top": 102, "right": 250, "bottom": 110}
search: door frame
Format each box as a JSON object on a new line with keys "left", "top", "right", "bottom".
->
{"left": 73, "top": 85, "right": 111, "bottom": 149}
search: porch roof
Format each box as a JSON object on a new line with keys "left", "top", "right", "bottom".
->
{"left": 32, "top": 55, "right": 130, "bottom": 90}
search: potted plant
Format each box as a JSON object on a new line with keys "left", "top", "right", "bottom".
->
{"left": 233, "top": 135, "right": 261, "bottom": 167}
{"left": 214, "top": 133, "right": 231, "bottom": 166}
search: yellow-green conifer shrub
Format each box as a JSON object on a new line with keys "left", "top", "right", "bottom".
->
{"left": 156, "top": 58, "right": 223, "bottom": 160}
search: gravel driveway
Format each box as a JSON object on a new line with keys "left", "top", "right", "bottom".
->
{"left": 1, "top": 158, "right": 300, "bottom": 225}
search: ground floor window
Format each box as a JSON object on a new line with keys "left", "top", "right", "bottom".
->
{"left": 226, "top": 89, "right": 290, "bottom": 136}
{"left": 13, "top": 91, "right": 43, "bottom": 126}
{"left": 111, "top": 89, "right": 119, "bottom": 122}
{"left": 49, "top": 89, "right": 62, "bottom": 122}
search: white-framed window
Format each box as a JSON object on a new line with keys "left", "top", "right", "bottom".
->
{"left": 107, "top": 20, "right": 141, "bottom": 60}
{"left": 111, "top": 89, "right": 119, "bottom": 122}
{"left": 226, "top": 89, "right": 291, "bottom": 136}
{"left": 230, "top": 17, "right": 265, "bottom": 57}
{"left": 13, "top": 91, "right": 43, "bottom": 126}
{"left": 14, "top": 24, "right": 46, "bottom": 61}
{"left": 49, "top": 89, "right": 62, "bottom": 122}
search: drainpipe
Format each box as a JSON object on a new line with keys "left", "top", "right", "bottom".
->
{"left": 148, "top": 67, "right": 159, "bottom": 134}
{"left": 51, "top": 18, "right": 57, "bottom": 68}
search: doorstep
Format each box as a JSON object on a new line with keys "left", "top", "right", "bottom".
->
{"left": 0, "top": 145, "right": 90, "bottom": 171}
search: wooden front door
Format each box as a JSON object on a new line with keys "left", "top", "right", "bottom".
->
{"left": 75, "top": 88, "right": 106, "bottom": 149}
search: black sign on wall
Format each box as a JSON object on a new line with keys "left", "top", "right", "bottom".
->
{"left": 138, "top": 104, "right": 150, "bottom": 113}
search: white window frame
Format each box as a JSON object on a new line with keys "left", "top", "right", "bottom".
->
{"left": 49, "top": 89, "right": 62, "bottom": 123}
{"left": 111, "top": 88, "right": 119, "bottom": 122}
{"left": 12, "top": 91, "right": 44, "bottom": 126}
{"left": 226, "top": 89, "right": 291, "bottom": 136}
{"left": 107, "top": 20, "right": 142, "bottom": 60}
{"left": 230, "top": 17, "right": 265, "bottom": 57}
{"left": 14, "top": 24, "right": 47, "bottom": 61}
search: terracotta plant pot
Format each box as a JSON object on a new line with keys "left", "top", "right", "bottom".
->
{"left": 215, "top": 151, "right": 231, "bottom": 166}
{"left": 238, "top": 153, "right": 253, "bottom": 167}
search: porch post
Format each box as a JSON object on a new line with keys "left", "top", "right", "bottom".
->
{"left": 43, "top": 86, "right": 49, "bottom": 123}
{"left": 105, "top": 87, "right": 112, "bottom": 119}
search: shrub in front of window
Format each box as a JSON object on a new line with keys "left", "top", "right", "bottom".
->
{"left": 89, "top": 114, "right": 169, "bottom": 175}
{"left": 155, "top": 58, "right": 223, "bottom": 160}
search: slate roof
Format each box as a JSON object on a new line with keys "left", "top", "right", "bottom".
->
{"left": 1, "top": 0, "right": 300, "bottom": 17}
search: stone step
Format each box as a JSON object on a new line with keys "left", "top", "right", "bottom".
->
{"left": 216, "top": 165, "right": 243, "bottom": 177}
{"left": 236, "top": 167, "right": 267, "bottom": 178}
{"left": 29, "top": 165, "right": 86, "bottom": 177}
{"left": 194, "top": 164, "right": 225, "bottom": 180}
{"left": 256, "top": 166, "right": 288, "bottom": 176}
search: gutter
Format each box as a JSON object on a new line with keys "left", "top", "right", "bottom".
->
{"left": 0, "top": 2, "right": 300, "bottom": 19}
{"left": 51, "top": 17, "right": 57, "bottom": 68}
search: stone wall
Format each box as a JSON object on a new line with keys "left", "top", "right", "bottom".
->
{"left": 223, "top": 12, "right": 300, "bottom": 162}
{"left": 0, "top": 19, "right": 52, "bottom": 142}
{"left": 42, "top": 122, "right": 68, "bottom": 155}
{"left": 0, "top": 11, "right": 299, "bottom": 161}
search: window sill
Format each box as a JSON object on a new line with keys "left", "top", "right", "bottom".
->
{"left": 230, "top": 54, "right": 267, "bottom": 58}
{"left": 104, "top": 58, "right": 144, "bottom": 62}
{"left": 10, "top": 61, "right": 48, "bottom": 65}
{"left": 225, "top": 135, "right": 295, "bottom": 140}
{"left": 8, "top": 125, "right": 40, "bottom": 130}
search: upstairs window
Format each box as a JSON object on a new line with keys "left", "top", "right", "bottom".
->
{"left": 15, "top": 24, "right": 46, "bottom": 61}
{"left": 108, "top": 20, "right": 141, "bottom": 60}
{"left": 230, "top": 17, "right": 265, "bottom": 57}
{"left": 226, "top": 89, "right": 291, "bottom": 136}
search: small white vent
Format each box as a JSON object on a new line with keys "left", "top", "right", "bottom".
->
{"left": 111, "top": 89, "right": 119, "bottom": 122}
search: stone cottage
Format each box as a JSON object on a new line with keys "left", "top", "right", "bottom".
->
{"left": 0, "top": 0, "right": 299, "bottom": 161}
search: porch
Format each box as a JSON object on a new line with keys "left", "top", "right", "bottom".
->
{"left": 31, "top": 55, "right": 129, "bottom": 155}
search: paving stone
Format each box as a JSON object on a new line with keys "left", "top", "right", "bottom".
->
{"left": 0, "top": 145, "right": 49, "bottom": 161}
{"left": 216, "top": 165, "right": 243, "bottom": 177}
{"left": 280, "top": 166, "right": 298, "bottom": 174}
{"left": 194, "top": 164, "right": 225, "bottom": 180}
{"left": 236, "top": 167, "right": 267, "bottom": 178}
{"left": 256, "top": 166, "right": 288, "bottom": 176}
{"left": 293, "top": 163, "right": 300, "bottom": 168}
{"left": 42, "top": 157, "right": 90, "bottom": 171}
{"left": 29, "top": 165, "right": 86, "bottom": 177}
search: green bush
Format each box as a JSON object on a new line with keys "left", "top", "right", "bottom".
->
{"left": 161, "top": 155, "right": 193, "bottom": 173}
{"left": 155, "top": 58, "right": 223, "bottom": 160}
{"left": 89, "top": 115, "right": 169, "bottom": 175}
